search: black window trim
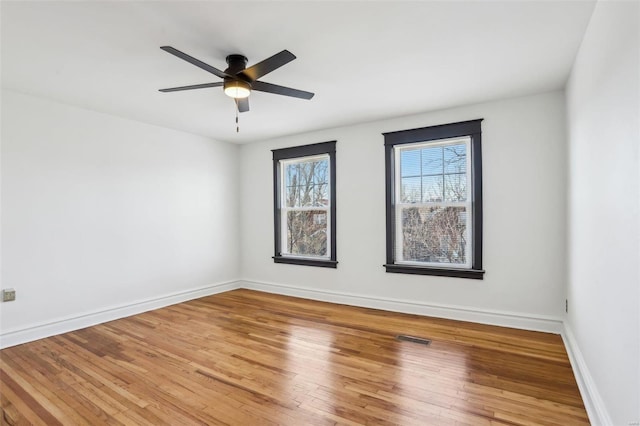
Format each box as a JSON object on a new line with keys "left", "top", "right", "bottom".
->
{"left": 383, "top": 119, "right": 484, "bottom": 279}
{"left": 272, "top": 141, "right": 337, "bottom": 268}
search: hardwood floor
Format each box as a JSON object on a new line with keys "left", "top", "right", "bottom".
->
{"left": 1, "top": 289, "right": 588, "bottom": 425}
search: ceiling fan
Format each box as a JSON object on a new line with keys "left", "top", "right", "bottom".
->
{"left": 159, "top": 46, "right": 314, "bottom": 113}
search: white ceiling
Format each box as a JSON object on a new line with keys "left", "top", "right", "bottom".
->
{"left": 1, "top": 1, "right": 595, "bottom": 144}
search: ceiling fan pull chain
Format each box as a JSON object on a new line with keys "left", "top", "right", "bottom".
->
{"left": 235, "top": 98, "right": 240, "bottom": 133}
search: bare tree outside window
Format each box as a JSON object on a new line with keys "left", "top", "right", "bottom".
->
{"left": 397, "top": 140, "right": 470, "bottom": 266}
{"left": 401, "top": 206, "right": 467, "bottom": 264}
{"left": 283, "top": 157, "right": 329, "bottom": 257}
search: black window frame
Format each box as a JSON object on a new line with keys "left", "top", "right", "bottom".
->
{"left": 272, "top": 141, "right": 337, "bottom": 268}
{"left": 383, "top": 119, "right": 484, "bottom": 279}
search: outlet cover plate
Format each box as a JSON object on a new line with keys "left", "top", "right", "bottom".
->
{"left": 2, "top": 289, "right": 16, "bottom": 302}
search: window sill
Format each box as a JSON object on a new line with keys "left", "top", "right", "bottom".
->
{"left": 384, "top": 264, "right": 484, "bottom": 279}
{"left": 273, "top": 256, "right": 338, "bottom": 268}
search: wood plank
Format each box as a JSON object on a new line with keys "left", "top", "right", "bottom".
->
{"left": 0, "top": 289, "right": 588, "bottom": 425}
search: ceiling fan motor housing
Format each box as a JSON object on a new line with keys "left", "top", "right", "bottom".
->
{"left": 225, "top": 54, "right": 248, "bottom": 76}
{"left": 223, "top": 54, "right": 251, "bottom": 95}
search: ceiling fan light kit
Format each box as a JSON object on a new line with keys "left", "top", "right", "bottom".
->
{"left": 159, "top": 46, "right": 314, "bottom": 118}
{"left": 224, "top": 80, "right": 250, "bottom": 99}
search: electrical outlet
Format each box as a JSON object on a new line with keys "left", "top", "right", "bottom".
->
{"left": 2, "top": 289, "right": 16, "bottom": 302}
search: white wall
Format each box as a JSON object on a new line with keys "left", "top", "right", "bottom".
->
{"left": 566, "top": 1, "right": 640, "bottom": 424}
{"left": 0, "top": 90, "right": 240, "bottom": 343}
{"left": 240, "top": 91, "right": 567, "bottom": 326}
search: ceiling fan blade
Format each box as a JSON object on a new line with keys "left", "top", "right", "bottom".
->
{"left": 240, "top": 50, "right": 296, "bottom": 81}
{"left": 159, "top": 82, "right": 223, "bottom": 93}
{"left": 160, "top": 46, "right": 231, "bottom": 79}
{"left": 251, "top": 80, "right": 314, "bottom": 100}
{"left": 237, "top": 98, "right": 250, "bottom": 113}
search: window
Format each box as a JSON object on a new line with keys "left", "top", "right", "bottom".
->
{"left": 272, "top": 141, "right": 337, "bottom": 268}
{"left": 383, "top": 120, "right": 484, "bottom": 279}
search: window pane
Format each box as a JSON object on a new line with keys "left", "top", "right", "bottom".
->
{"left": 400, "top": 206, "right": 467, "bottom": 265}
{"left": 400, "top": 149, "right": 421, "bottom": 177}
{"left": 422, "top": 175, "right": 443, "bottom": 202}
{"left": 444, "top": 144, "right": 466, "bottom": 174}
{"left": 313, "top": 182, "right": 329, "bottom": 206}
{"left": 444, "top": 173, "right": 467, "bottom": 201}
{"left": 285, "top": 163, "right": 299, "bottom": 187}
{"left": 285, "top": 185, "right": 298, "bottom": 208}
{"left": 421, "top": 146, "right": 443, "bottom": 175}
{"left": 401, "top": 176, "right": 421, "bottom": 203}
{"left": 299, "top": 184, "right": 314, "bottom": 207}
{"left": 286, "top": 210, "right": 327, "bottom": 256}
{"left": 313, "top": 159, "right": 329, "bottom": 184}
{"left": 301, "top": 161, "right": 314, "bottom": 184}
{"left": 285, "top": 158, "right": 329, "bottom": 208}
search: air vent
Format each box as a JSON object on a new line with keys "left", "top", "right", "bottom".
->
{"left": 395, "top": 335, "right": 432, "bottom": 346}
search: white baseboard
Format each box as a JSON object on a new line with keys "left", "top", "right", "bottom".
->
{"left": 0, "top": 280, "right": 241, "bottom": 349}
{"left": 561, "top": 322, "right": 612, "bottom": 426}
{"left": 239, "top": 279, "right": 564, "bottom": 334}
{"left": 0, "top": 277, "right": 564, "bottom": 346}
